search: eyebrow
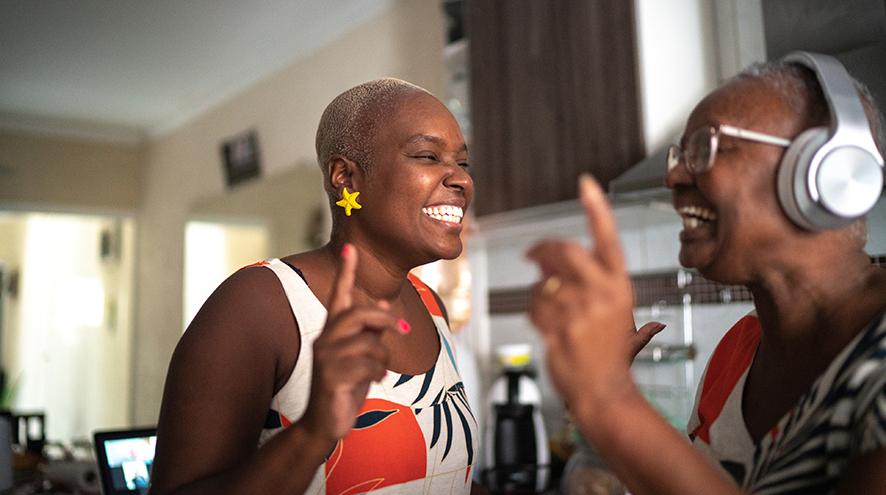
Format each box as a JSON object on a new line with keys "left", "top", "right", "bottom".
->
{"left": 405, "top": 134, "right": 468, "bottom": 153}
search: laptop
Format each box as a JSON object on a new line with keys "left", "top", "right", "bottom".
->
{"left": 93, "top": 427, "right": 157, "bottom": 495}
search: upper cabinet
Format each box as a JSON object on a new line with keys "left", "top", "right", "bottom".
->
{"left": 466, "top": 0, "right": 645, "bottom": 216}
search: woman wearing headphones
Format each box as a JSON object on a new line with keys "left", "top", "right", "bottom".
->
{"left": 527, "top": 53, "right": 886, "bottom": 493}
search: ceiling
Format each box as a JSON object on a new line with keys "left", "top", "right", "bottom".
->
{"left": 0, "top": 0, "right": 393, "bottom": 141}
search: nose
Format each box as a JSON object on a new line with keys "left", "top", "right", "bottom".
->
{"left": 664, "top": 155, "right": 694, "bottom": 190}
{"left": 444, "top": 161, "right": 473, "bottom": 195}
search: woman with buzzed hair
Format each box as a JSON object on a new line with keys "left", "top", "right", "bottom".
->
{"left": 150, "top": 79, "right": 482, "bottom": 495}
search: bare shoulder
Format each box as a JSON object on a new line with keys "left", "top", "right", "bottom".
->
{"left": 178, "top": 265, "right": 295, "bottom": 356}
{"left": 151, "top": 264, "right": 297, "bottom": 493}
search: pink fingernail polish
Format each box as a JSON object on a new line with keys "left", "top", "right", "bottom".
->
{"left": 341, "top": 244, "right": 352, "bottom": 257}
{"left": 397, "top": 319, "right": 411, "bottom": 334}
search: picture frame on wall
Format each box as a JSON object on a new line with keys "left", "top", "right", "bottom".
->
{"left": 221, "top": 130, "right": 262, "bottom": 187}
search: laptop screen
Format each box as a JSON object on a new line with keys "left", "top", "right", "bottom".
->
{"left": 93, "top": 428, "right": 156, "bottom": 495}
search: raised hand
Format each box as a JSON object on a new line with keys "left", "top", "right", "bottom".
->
{"left": 526, "top": 175, "right": 663, "bottom": 416}
{"left": 301, "top": 243, "right": 402, "bottom": 446}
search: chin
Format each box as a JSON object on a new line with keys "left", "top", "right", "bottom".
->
{"left": 439, "top": 244, "right": 463, "bottom": 261}
{"left": 679, "top": 246, "right": 726, "bottom": 281}
{"left": 433, "top": 240, "right": 463, "bottom": 261}
{"left": 412, "top": 242, "right": 462, "bottom": 267}
{"left": 678, "top": 247, "right": 706, "bottom": 271}
{"left": 686, "top": 254, "right": 748, "bottom": 285}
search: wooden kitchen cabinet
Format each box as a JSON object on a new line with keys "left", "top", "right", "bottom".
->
{"left": 466, "top": 0, "right": 645, "bottom": 216}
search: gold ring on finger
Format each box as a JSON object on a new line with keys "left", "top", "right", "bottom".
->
{"left": 541, "top": 275, "right": 562, "bottom": 296}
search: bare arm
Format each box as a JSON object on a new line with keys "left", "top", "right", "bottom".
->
{"left": 526, "top": 175, "right": 740, "bottom": 495}
{"left": 149, "top": 266, "right": 330, "bottom": 494}
{"left": 150, "top": 246, "right": 400, "bottom": 495}
{"left": 573, "top": 383, "right": 740, "bottom": 495}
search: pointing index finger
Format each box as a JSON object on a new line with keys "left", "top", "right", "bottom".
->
{"left": 579, "top": 174, "right": 626, "bottom": 272}
{"left": 329, "top": 243, "right": 357, "bottom": 316}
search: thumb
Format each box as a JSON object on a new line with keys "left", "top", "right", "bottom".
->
{"left": 636, "top": 321, "right": 666, "bottom": 342}
{"left": 630, "top": 321, "right": 666, "bottom": 360}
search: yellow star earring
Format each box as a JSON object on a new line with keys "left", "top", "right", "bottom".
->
{"left": 335, "top": 187, "right": 362, "bottom": 216}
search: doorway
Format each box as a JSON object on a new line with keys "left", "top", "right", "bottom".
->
{"left": 0, "top": 211, "right": 135, "bottom": 444}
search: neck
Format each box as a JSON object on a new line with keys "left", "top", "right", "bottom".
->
{"left": 324, "top": 236, "right": 412, "bottom": 303}
{"left": 749, "top": 248, "right": 884, "bottom": 357}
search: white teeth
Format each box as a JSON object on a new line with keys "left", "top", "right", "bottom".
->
{"left": 677, "top": 205, "right": 717, "bottom": 221}
{"left": 683, "top": 217, "right": 700, "bottom": 229}
{"left": 422, "top": 205, "right": 464, "bottom": 224}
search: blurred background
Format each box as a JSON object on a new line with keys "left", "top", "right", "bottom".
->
{"left": 1, "top": 0, "right": 885, "bottom": 493}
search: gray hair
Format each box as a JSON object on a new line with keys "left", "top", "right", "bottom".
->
{"left": 733, "top": 59, "right": 886, "bottom": 156}
{"left": 315, "top": 78, "right": 431, "bottom": 189}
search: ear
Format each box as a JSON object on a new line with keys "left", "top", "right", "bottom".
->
{"left": 327, "top": 156, "right": 364, "bottom": 193}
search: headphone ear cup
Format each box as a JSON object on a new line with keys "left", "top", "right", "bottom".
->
{"left": 777, "top": 127, "right": 829, "bottom": 230}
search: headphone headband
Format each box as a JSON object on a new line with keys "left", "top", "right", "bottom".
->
{"left": 775, "top": 51, "right": 884, "bottom": 230}
{"left": 782, "top": 51, "right": 883, "bottom": 165}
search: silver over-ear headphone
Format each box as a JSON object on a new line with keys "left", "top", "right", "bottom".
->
{"left": 777, "top": 51, "right": 884, "bottom": 231}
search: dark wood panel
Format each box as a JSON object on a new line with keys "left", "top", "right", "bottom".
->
{"left": 467, "top": 0, "right": 644, "bottom": 216}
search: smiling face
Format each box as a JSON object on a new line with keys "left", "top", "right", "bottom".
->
{"left": 349, "top": 91, "right": 473, "bottom": 267}
{"left": 666, "top": 77, "right": 812, "bottom": 283}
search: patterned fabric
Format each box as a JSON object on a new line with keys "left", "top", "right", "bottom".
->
{"left": 687, "top": 312, "right": 886, "bottom": 494}
{"left": 256, "top": 259, "right": 478, "bottom": 495}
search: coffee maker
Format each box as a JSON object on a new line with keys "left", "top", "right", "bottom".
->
{"left": 482, "top": 344, "right": 549, "bottom": 494}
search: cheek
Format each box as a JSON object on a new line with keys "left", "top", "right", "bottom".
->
{"left": 368, "top": 170, "right": 432, "bottom": 214}
{"left": 414, "top": 172, "right": 438, "bottom": 189}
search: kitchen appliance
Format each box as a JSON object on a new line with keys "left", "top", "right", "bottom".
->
{"left": 482, "top": 344, "right": 549, "bottom": 494}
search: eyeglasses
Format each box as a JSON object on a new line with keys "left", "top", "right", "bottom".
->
{"left": 667, "top": 124, "right": 793, "bottom": 174}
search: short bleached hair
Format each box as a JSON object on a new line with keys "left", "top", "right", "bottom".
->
{"left": 315, "top": 78, "right": 431, "bottom": 184}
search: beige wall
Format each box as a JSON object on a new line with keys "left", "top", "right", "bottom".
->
{"left": 133, "top": 0, "right": 447, "bottom": 423}
{"left": 190, "top": 166, "right": 328, "bottom": 258}
{"left": 0, "top": 131, "right": 144, "bottom": 213}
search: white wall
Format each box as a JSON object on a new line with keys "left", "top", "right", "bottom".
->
{"left": 634, "top": 0, "right": 720, "bottom": 153}
{"left": 711, "top": 0, "right": 766, "bottom": 79}
{"left": 867, "top": 197, "right": 886, "bottom": 255}
{"left": 132, "top": 0, "right": 448, "bottom": 424}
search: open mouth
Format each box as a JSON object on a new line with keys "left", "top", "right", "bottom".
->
{"left": 676, "top": 205, "right": 717, "bottom": 230}
{"left": 422, "top": 205, "right": 464, "bottom": 225}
